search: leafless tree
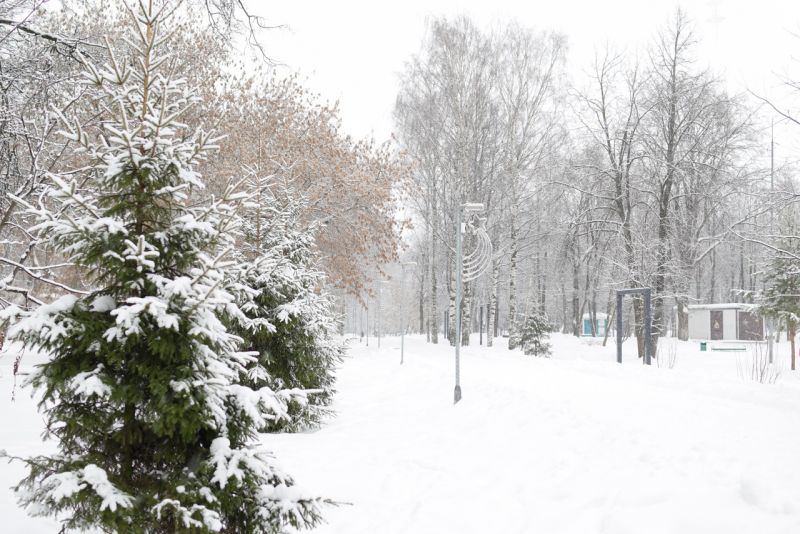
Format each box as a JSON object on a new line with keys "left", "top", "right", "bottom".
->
{"left": 395, "top": 17, "right": 566, "bottom": 348}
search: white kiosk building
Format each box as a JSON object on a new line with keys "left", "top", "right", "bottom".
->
{"left": 686, "top": 304, "right": 764, "bottom": 341}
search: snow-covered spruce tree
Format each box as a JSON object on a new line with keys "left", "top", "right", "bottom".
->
{"left": 759, "top": 240, "right": 800, "bottom": 371}
{"left": 232, "top": 177, "right": 344, "bottom": 432}
{"left": 0, "top": 3, "right": 325, "bottom": 532}
{"left": 518, "top": 312, "right": 552, "bottom": 357}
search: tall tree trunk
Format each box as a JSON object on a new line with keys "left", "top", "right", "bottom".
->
{"left": 339, "top": 293, "right": 346, "bottom": 335}
{"left": 571, "top": 256, "right": 581, "bottom": 337}
{"left": 695, "top": 261, "right": 703, "bottom": 301}
{"left": 560, "top": 279, "right": 568, "bottom": 334}
{"left": 709, "top": 245, "right": 717, "bottom": 303}
{"left": 494, "top": 297, "right": 500, "bottom": 338}
{"left": 447, "top": 247, "right": 456, "bottom": 346}
{"left": 419, "top": 274, "right": 425, "bottom": 336}
{"left": 677, "top": 297, "right": 689, "bottom": 341}
{"left": 738, "top": 244, "right": 746, "bottom": 301}
{"left": 461, "top": 282, "right": 472, "bottom": 346}
{"left": 634, "top": 296, "right": 645, "bottom": 359}
{"left": 583, "top": 264, "right": 594, "bottom": 336}
{"left": 577, "top": 299, "right": 588, "bottom": 338}
{"left": 620, "top": 214, "right": 646, "bottom": 358}
{"left": 429, "top": 195, "right": 439, "bottom": 344}
{"left": 653, "top": 198, "right": 670, "bottom": 353}
{"left": 538, "top": 250, "right": 547, "bottom": 313}
{"left": 577, "top": 264, "right": 590, "bottom": 337}
{"left": 507, "top": 220, "right": 519, "bottom": 349}
{"left": 602, "top": 296, "right": 615, "bottom": 347}
{"left": 487, "top": 256, "right": 498, "bottom": 347}
{"left": 653, "top": 34, "right": 680, "bottom": 351}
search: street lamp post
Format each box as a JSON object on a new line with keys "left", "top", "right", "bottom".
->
{"left": 454, "top": 202, "right": 492, "bottom": 404}
{"left": 400, "top": 261, "right": 418, "bottom": 364}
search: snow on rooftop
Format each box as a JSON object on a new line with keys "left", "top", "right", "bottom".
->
{"left": 687, "top": 303, "right": 754, "bottom": 310}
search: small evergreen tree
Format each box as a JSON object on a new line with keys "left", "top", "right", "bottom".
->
{"left": 519, "top": 312, "right": 552, "bottom": 357}
{"left": 759, "top": 240, "right": 800, "bottom": 371}
{"left": 0, "top": 3, "right": 325, "bottom": 531}
{"left": 232, "top": 178, "right": 344, "bottom": 432}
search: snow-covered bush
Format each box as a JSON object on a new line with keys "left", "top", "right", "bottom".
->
{"left": 518, "top": 312, "right": 552, "bottom": 357}
{"left": 0, "top": 4, "right": 325, "bottom": 532}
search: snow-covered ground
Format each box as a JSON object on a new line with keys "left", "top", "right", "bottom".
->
{"left": 2, "top": 333, "right": 800, "bottom": 533}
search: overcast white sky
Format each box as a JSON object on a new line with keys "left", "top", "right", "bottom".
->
{"left": 253, "top": 0, "right": 800, "bottom": 158}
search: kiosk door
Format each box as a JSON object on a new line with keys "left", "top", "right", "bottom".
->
{"left": 710, "top": 310, "right": 724, "bottom": 340}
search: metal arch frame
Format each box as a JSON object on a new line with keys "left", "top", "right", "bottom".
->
{"left": 615, "top": 288, "right": 652, "bottom": 365}
{"left": 454, "top": 203, "right": 493, "bottom": 404}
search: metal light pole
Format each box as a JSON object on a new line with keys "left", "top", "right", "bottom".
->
{"left": 479, "top": 304, "right": 484, "bottom": 346}
{"left": 454, "top": 206, "right": 465, "bottom": 403}
{"left": 400, "top": 261, "right": 417, "bottom": 364}
{"left": 454, "top": 202, "right": 492, "bottom": 404}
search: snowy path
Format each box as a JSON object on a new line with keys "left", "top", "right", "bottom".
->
{"left": 269, "top": 335, "right": 800, "bottom": 534}
{"left": 2, "top": 334, "right": 800, "bottom": 533}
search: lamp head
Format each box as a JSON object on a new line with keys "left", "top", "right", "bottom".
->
{"left": 462, "top": 202, "right": 485, "bottom": 213}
